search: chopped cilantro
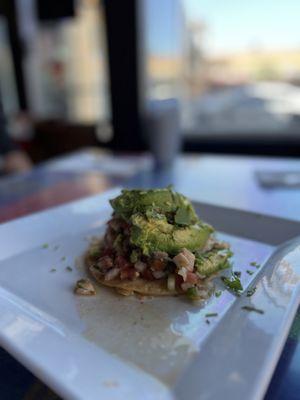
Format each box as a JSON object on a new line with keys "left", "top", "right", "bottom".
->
{"left": 42, "top": 243, "right": 49, "bottom": 249}
{"left": 233, "top": 271, "right": 241, "bottom": 278}
{"left": 50, "top": 268, "right": 56, "bottom": 272}
{"left": 53, "top": 245, "right": 59, "bottom": 251}
{"left": 61, "top": 256, "right": 66, "bottom": 262}
{"left": 246, "top": 270, "right": 254, "bottom": 275}
{"left": 66, "top": 266, "right": 73, "bottom": 271}
{"left": 205, "top": 319, "right": 210, "bottom": 325}
{"left": 221, "top": 274, "right": 243, "bottom": 294}
{"left": 215, "top": 290, "right": 222, "bottom": 298}
{"left": 250, "top": 261, "right": 260, "bottom": 268}
{"left": 205, "top": 312, "right": 218, "bottom": 318}
{"left": 242, "top": 305, "right": 264, "bottom": 314}
{"left": 246, "top": 287, "right": 257, "bottom": 297}
{"left": 186, "top": 287, "right": 199, "bottom": 300}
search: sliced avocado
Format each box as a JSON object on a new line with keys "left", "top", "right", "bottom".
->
{"left": 110, "top": 188, "right": 198, "bottom": 225}
{"left": 130, "top": 213, "right": 213, "bottom": 256}
{"left": 195, "top": 249, "right": 232, "bottom": 277}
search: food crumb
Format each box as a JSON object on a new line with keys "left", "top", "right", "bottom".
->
{"left": 61, "top": 256, "right": 66, "bottom": 262}
{"left": 74, "top": 279, "right": 96, "bottom": 296}
{"left": 50, "top": 268, "right": 56, "bottom": 272}
{"left": 250, "top": 261, "right": 260, "bottom": 268}
{"left": 205, "top": 319, "right": 210, "bottom": 325}
{"left": 66, "top": 266, "right": 73, "bottom": 271}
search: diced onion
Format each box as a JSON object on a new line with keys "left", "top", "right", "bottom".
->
{"left": 134, "top": 261, "right": 146, "bottom": 272}
{"left": 104, "top": 268, "right": 120, "bottom": 281}
{"left": 178, "top": 267, "right": 187, "bottom": 281}
{"left": 167, "top": 274, "right": 176, "bottom": 291}
{"left": 153, "top": 270, "right": 166, "bottom": 279}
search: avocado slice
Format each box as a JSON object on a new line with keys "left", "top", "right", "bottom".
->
{"left": 110, "top": 188, "right": 198, "bottom": 225}
{"left": 130, "top": 213, "right": 213, "bottom": 256}
{"left": 195, "top": 249, "right": 232, "bottom": 277}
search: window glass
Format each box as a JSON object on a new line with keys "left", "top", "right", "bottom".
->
{"left": 19, "top": 0, "right": 110, "bottom": 124}
{"left": 143, "top": 0, "right": 185, "bottom": 101}
{"left": 0, "top": 16, "right": 19, "bottom": 115}
{"left": 183, "top": 0, "right": 300, "bottom": 135}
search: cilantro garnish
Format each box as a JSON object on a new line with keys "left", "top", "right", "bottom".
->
{"left": 233, "top": 271, "right": 241, "bottom": 278}
{"left": 205, "top": 313, "right": 218, "bottom": 318}
{"left": 242, "top": 305, "right": 264, "bottom": 314}
{"left": 246, "top": 270, "right": 254, "bottom": 275}
{"left": 250, "top": 261, "right": 260, "bottom": 268}
{"left": 186, "top": 287, "right": 199, "bottom": 300}
{"left": 221, "top": 274, "right": 243, "bottom": 295}
{"left": 215, "top": 290, "right": 222, "bottom": 298}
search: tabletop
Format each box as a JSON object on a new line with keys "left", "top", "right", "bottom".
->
{"left": 0, "top": 148, "right": 299, "bottom": 399}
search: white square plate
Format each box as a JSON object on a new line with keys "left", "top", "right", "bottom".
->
{"left": 0, "top": 188, "right": 299, "bottom": 400}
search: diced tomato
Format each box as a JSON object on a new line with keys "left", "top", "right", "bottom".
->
{"left": 120, "top": 267, "right": 136, "bottom": 280}
{"left": 141, "top": 269, "right": 155, "bottom": 281}
{"left": 115, "top": 255, "right": 132, "bottom": 269}
{"left": 104, "top": 229, "right": 117, "bottom": 247}
{"left": 175, "top": 273, "right": 184, "bottom": 290}
{"left": 150, "top": 258, "right": 167, "bottom": 271}
{"left": 185, "top": 272, "right": 198, "bottom": 284}
{"left": 101, "top": 248, "right": 115, "bottom": 257}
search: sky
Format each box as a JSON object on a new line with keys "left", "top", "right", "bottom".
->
{"left": 144, "top": 0, "right": 184, "bottom": 56}
{"left": 145, "top": 0, "right": 300, "bottom": 56}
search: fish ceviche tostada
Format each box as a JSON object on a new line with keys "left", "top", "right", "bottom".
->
{"left": 85, "top": 187, "right": 232, "bottom": 300}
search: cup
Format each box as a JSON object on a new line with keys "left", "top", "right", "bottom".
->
{"left": 142, "top": 98, "right": 181, "bottom": 169}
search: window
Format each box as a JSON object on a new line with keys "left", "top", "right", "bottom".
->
{"left": 0, "top": 16, "right": 18, "bottom": 115}
{"left": 18, "top": 0, "right": 110, "bottom": 125}
{"left": 183, "top": 0, "right": 300, "bottom": 137}
{"left": 143, "top": 0, "right": 185, "bottom": 102}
